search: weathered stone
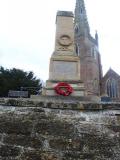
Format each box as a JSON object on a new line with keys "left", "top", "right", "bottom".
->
{"left": 107, "top": 125, "right": 120, "bottom": 132}
{"left": 49, "top": 138, "right": 83, "bottom": 151}
{"left": 41, "top": 152, "right": 58, "bottom": 160}
{"left": 19, "top": 150, "right": 59, "bottom": 160}
{"left": 35, "top": 120, "right": 74, "bottom": 137}
{"left": 19, "top": 150, "right": 42, "bottom": 160}
{"left": 0, "top": 106, "right": 120, "bottom": 159}
{"left": 0, "top": 119, "right": 33, "bottom": 135}
{"left": 0, "top": 145, "right": 20, "bottom": 157}
{"left": 4, "top": 135, "right": 44, "bottom": 149}
{"left": 63, "top": 151, "right": 95, "bottom": 160}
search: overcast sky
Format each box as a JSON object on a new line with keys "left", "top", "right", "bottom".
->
{"left": 0, "top": 0, "right": 120, "bottom": 81}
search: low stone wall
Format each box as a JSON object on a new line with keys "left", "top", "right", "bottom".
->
{"left": 0, "top": 97, "right": 120, "bottom": 110}
{"left": 0, "top": 105, "right": 120, "bottom": 159}
{"left": 0, "top": 98, "right": 120, "bottom": 159}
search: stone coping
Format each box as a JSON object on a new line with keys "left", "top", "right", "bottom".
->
{"left": 57, "top": 11, "right": 73, "bottom": 17}
{"left": 46, "top": 80, "right": 84, "bottom": 84}
{"left": 0, "top": 97, "right": 120, "bottom": 110}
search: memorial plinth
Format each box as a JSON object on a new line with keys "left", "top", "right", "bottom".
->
{"left": 43, "top": 11, "right": 85, "bottom": 97}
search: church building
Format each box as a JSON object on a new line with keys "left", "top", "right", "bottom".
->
{"left": 42, "top": 0, "right": 120, "bottom": 102}
{"left": 75, "top": 0, "right": 120, "bottom": 101}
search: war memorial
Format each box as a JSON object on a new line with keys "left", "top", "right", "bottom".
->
{"left": 0, "top": 0, "right": 120, "bottom": 159}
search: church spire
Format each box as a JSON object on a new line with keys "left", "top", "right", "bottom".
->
{"left": 95, "top": 30, "right": 99, "bottom": 46}
{"left": 75, "top": 0, "right": 90, "bottom": 37}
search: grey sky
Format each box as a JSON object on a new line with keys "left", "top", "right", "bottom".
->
{"left": 0, "top": 0, "right": 120, "bottom": 81}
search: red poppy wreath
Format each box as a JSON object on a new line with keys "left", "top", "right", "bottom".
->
{"left": 54, "top": 82, "right": 73, "bottom": 96}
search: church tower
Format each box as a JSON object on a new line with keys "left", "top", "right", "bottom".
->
{"left": 75, "top": 0, "right": 103, "bottom": 96}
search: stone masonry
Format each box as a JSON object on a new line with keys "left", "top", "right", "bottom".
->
{"left": 74, "top": 0, "right": 102, "bottom": 96}
{"left": 43, "top": 11, "right": 85, "bottom": 97}
{"left": 0, "top": 100, "right": 120, "bottom": 160}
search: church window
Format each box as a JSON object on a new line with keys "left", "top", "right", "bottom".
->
{"left": 75, "top": 24, "right": 79, "bottom": 34}
{"left": 93, "top": 79, "right": 99, "bottom": 92}
{"left": 93, "top": 79, "right": 98, "bottom": 88}
{"left": 81, "top": 8, "right": 83, "bottom": 14}
{"left": 106, "top": 79, "right": 118, "bottom": 98}
{"left": 91, "top": 47, "right": 97, "bottom": 59}
{"left": 75, "top": 44, "right": 80, "bottom": 56}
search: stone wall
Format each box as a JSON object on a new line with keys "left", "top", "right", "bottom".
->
{"left": 75, "top": 36, "right": 101, "bottom": 96}
{"left": 0, "top": 99, "right": 120, "bottom": 159}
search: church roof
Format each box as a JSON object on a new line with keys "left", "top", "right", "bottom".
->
{"left": 103, "top": 68, "right": 120, "bottom": 80}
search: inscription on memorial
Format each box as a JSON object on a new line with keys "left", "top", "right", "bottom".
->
{"left": 52, "top": 61, "right": 77, "bottom": 79}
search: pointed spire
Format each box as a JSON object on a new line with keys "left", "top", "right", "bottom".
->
{"left": 95, "top": 30, "right": 99, "bottom": 46}
{"left": 75, "top": 0, "right": 90, "bottom": 37}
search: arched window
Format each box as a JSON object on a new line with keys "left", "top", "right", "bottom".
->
{"left": 81, "top": 8, "right": 83, "bottom": 14}
{"left": 75, "top": 44, "right": 79, "bottom": 56}
{"left": 93, "top": 79, "right": 98, "bottom": 89}
{"left": 106, "top": 79, "right": 118, "bottom": 98}
{"left": 91, "top": 47, "right": 97, "bottom": 59}
{"left": 75, "top": 24, "right": 79, "bottom": 34}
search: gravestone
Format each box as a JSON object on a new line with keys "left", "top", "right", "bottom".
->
{"left": 43, "top": 11, "right": 85, "bottom": 97}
